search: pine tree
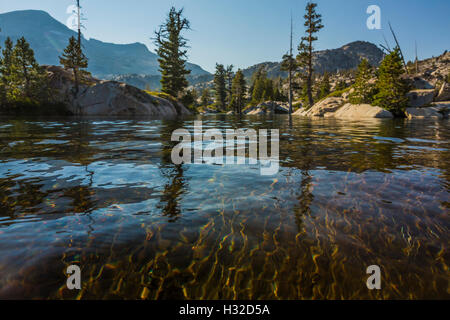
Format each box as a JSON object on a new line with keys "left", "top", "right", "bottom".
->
{"left": 316, "top": 71, "right": 330, "bottom": 100}
{"left": 9, "top": 37, "right": 48, "bottom": 101}
{"left": 1, "top": 37, "right": 13, "bottom": 85}
{"left": 251, "top": 77, "right": 265, "bottom": 105}
{"left": 263, "top": 78, "right": 274, "bottom": 101}
{"left": 154, "top": 7, "right": 191, "bottom": 98}
{"left": 349, "top": 59, "right": 376, "bottom": 104}
{"left": 249, "top": 67, "right": 265, "bottom": 96}
{"left": 230, "top": 69, "right": 247, "bottom": 114}
{"left": 296, "top": 2, "right": 324, "bottom": 107}
{"left": 214, "top": 63, "right": 227, "bottom": 110}
{"left": 225, "top": 65, "right": 234, "bottom": 106}
{"left": 200, "top": 88, "right": 210, "bottom": 106}
{"left": 59, "top": 36, "right": 88, "bottom": 95}
{"left": 250, "top": 68, "right": 269, "bottom": 105}
{"left": 373, "top": 48, "right": 410, "bottom": 116}
{"left": 281, "top": 52, "right": 296, "bottom": 111}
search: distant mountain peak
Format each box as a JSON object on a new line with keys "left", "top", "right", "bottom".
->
{"left": 242, "top": 40, "right": 385, "bottom": 80}
{"left": 0, "top": 10, "right": 210, "bottom": 78}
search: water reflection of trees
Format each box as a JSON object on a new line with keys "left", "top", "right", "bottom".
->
{"left": 0, "top": 119, "right": 98, "bottom": 218}
{"left": 290, "top": 118, "right": 315, "bottom": 233}
{"left": 156, "top": 119, "right": 188, "bottom": 221}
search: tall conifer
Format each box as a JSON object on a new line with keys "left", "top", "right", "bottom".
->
{"left": 296, "top": 2, "right": 323, "bottom": 107}
{"left": 154, "top": 7, "right": 191, "bottom": 98}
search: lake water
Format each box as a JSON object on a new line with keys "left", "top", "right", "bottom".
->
{"left": 0, "top": 115, "right": 448, "bottom": 299}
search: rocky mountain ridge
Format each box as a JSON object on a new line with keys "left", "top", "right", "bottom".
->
{"left": 0, "top": 10, "right": 210, "bottom": 79}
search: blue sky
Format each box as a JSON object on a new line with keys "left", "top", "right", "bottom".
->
{"left": 1, "top": 0, "right": 449, "bottom": 72}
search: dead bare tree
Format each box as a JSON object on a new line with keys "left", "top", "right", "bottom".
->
{"left": 388, "top": 22, "right": 409, "bottom": 74}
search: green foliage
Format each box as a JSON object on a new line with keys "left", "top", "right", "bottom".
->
{"left": 145, "top": 90, "right": 178, "bottom": 106}
{"left": 214, "top": 63, "right": 227, "bottom": 110}
{"left": 326, "top": 86, "right": 352, "bottom": 98}
{"left": 349, "top": 59, "right": 377, "bottom": 104}
{"left": 0, "top": 38, "right": 13, "bottom": 100}
{"left": 273, "top": 87, "right": 286, "bottom": 102}
{"left": 0, "top": 83, "right": 5, "bottom": 106}
{"left": 292, "top": 101, "right": 303, "bottom": 110}
{"left": 316, "top": 72, "right": 331, "bottom": 100}
{"left": 225, "top": 65, "right": 234, "bottom": 105}
{"left": 296, "top": 2, "right": 323, "bottom": 107}
{"left": 59, "top": 36, "right": 88, "bottom": 95}
{"left": 251, "top": 76, "right": 265, "bottom": 104}
{"left": 200, "top": 88, "right": 211, "bottom": 106}
{"left": 334, "top": 80, "right": 348, "bottom": 91}
{"left": 373, "top": 48, "right": 410, "bottom": 116}
{"left": 250, "top": 68, "right": 278, "bottom": 105}
{"left": 154, "top": 7, "right": 191, "bottom": 98}
{"left": 180, "top": 88, "right": 198, "bottom": 111}
{"left": 230, "top": 69, "right": 247, "bottom": 114}
{"left": 446, "top": 72, "right": 450, "bottom": 84}
{"left": 0, "top": 37, "right": 51, "bottom": 107}
{"left": 262, "top": 78, "right": 274, "bottom": 101}
{"left": 281, "top": 53, "right": 296, "bottom": 73}
{"left": 298, "top": 77, "right": 315, "bottom": 107}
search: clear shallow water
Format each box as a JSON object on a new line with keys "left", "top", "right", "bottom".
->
{"left": 0, "top": 115, "right": 448, "bottom": 299}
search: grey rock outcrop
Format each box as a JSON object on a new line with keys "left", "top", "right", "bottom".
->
{"left": 245, "top": 101, "right": 290, "bottom": 115}
{"left": 73, "top": 81, "right": 190, "bottom": 116}
{"left": 407, "top": 77, "right": 434, "bottom": 90}
{"left": 436, "top": 82, "right": 450, "bottom": 102}
{"left": 405, "top": 107, "right": 443, "bottom": 119}
{"left": 45, "top": 66, "right": 190, "bottom": 116}
{"left": 406, "top": 89, "right": 435, "bottom": 107}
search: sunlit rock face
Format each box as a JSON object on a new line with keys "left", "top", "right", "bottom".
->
{"left": 294, "top": 99, "right": 393, "bottom": 119}
{"left": 328, "top": 103, "right": 393, "bottom": 119}
{"left": 293, "top": 97, "right": 344, "bottom": 117}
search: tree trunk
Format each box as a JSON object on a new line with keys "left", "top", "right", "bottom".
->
{"left": 307, "top": 31, "right": 314, "bottom": 107}
{"left": 74, "top": 68, "right": 79, "bottom": 96}
{"left": 288, "top": 69, "right": 293, "bottom": 114}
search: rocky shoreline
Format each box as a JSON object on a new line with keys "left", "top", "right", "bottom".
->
{"left": 211, "top": 51, "right": 450, "bottom": 120}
